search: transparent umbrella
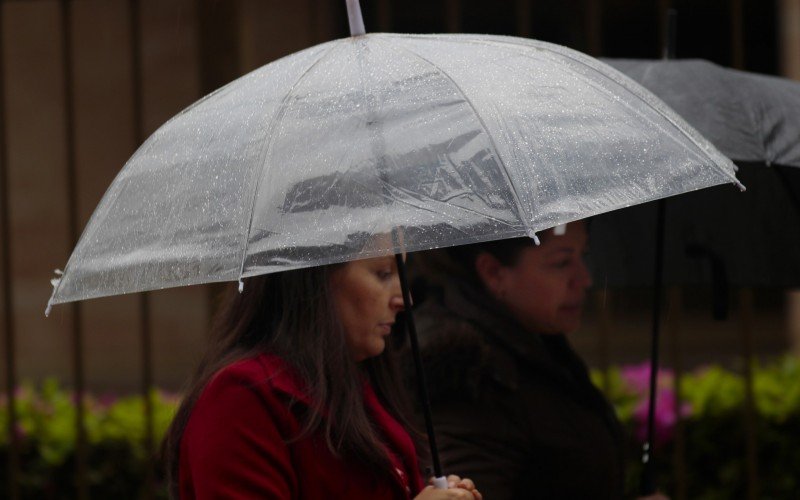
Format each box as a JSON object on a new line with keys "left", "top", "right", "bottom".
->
{"left": 46, "top": 40, "right": 741, "bottom": 309}
{"left": 45, "top": 0, "right": 743, "bottom": 488}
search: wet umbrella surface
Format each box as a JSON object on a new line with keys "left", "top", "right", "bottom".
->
{"left": 47, "top": 34, "right": 741, "bottom": 310}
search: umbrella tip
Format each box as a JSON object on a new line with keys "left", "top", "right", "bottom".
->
{"left": 527, "top": 228, "right": 541, "bottom": 245}
{"left": 44, "top": 269, "right": 64, "bottom": 317}
{"left": 345, "top": 0, "right": 366, "bottom": 36}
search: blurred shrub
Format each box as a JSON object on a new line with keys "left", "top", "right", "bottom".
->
{"left": 0, "top": 380, "right": 178, "bottom": 498}
{"left": 597, "top": 356, "right": 800, "bottom": 499}
{"left": 2, "top": 358, "right": 799, "bottom": 498}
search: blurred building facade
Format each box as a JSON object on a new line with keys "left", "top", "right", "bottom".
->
{"left": 1, "top": 0, "right": 799, "bottom": 394}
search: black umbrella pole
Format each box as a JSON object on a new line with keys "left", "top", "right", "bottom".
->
{"left": 395, "top": 254, "right": 445, "bottom": 481}
{"left": 641, "top": 198, "right": 667, "bottom": 496}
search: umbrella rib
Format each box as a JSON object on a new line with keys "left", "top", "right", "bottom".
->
{"left": 386, "top": 180, "right": 519, "bottom": 231}
{"left": 236, "top": 44, "right": 339, "bottom": 284}
{"left": 390, "top": 35, "right": 742, "bottom": 189}
{"left": 383, "top": 40, "right": 534, "bottom": 236}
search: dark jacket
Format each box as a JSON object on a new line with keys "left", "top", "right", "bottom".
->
{"left": 180, "top": 353, "right": 425, "bottom": 499}
{"left": 414, "top": 279, "right": 625, "bottom": 500}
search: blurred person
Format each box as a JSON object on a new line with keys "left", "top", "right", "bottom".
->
{"left": 163, "top": 252, "right": 483, "bottom": 500}
{"left": 412, "top": 220, "right": 667, "bottom": 500}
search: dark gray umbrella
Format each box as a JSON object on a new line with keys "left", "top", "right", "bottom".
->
{"left": 592, "top": 55, "right": 800, "bottom": 496}
{"left": 601, "top": 58, "right": 800, "bottom": 168}
{"left": 590, "top": 164, "right": 800, "bottom": 288}
{"left": 591, "top": 58, "right": 800, "bottom": 288}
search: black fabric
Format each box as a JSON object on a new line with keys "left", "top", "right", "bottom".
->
{"left": 411, "top": 279, "right": 625, "bottom": 500}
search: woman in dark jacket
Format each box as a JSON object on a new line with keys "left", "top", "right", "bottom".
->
{"left": 163, "top": 253, "right": 483, "bottom": 499}
{"left": 413, "top": 221, "right": 662, "bottom": 500}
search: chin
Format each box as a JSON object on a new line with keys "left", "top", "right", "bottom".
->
{"left": 366, "top": 340, "right": 387, "bottom": 360}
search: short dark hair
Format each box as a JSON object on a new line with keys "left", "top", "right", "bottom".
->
{"left": 447, "top": 236, "right": 537, "bottom": 273}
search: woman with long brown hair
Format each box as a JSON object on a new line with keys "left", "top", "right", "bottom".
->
{"left": 163, "top": 255, "right": 483, "bottom": 499}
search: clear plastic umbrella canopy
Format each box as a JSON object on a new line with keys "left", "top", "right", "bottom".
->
{"left": 47, "top": 33, "right": 741, "bottom": 311}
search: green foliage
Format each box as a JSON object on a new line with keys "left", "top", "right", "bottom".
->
{"left": 3, "top": 358, "right": 799, "bottom": 498}
{"left": 597, "top": 356, "right": 800, "bottom": 499}
{"left": 0, "top": 380, "right": 178, "bottom": 498}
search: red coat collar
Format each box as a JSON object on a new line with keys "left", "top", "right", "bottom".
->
{"left": 254, "top": 353, "right": 425, "bottom": 495}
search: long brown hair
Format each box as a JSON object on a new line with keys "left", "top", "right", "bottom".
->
{"left": 163, "top": 265, "right": 423, "bottom": 496}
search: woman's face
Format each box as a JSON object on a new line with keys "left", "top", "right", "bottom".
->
{"left": 330, "top": 256, "right": 405, "bottom": 362}
{"left": 481, "top": 221, "right": 592, "bottom": 334}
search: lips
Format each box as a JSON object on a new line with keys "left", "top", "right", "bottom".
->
{"left": 378, "top": 322, "right": 395, "bottom": 334}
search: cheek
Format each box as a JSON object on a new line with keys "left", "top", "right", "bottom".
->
{"left": 341, "top": 285, "right": 382, "bottom": 327}
{"left": 517, "top": 274, "right": 567, "bottom": 311}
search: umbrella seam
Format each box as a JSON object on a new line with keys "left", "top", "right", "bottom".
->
{"left": 385, "top": 34, "right": 742, "bottom": 189}
{"left": 489, "top": 38, "right": 741, "bottom": 185}
{"left": 236, "top": 43, "right": 339, "bottom": 284}
{"left": 379, "top": 38, "right": 534, "bottom": 237}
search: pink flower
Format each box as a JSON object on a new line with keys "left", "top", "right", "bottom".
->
{"left": 621, "top": 361, "right": 675, "bottom": 395}
{"left": 620, "top": 362, "right": 691, "bottom": 447}
{"left": 97, "top": 393, "right": 118, "bottom": 408}
{"left": 632, "top": 387, "right": 691, "bottom": 447}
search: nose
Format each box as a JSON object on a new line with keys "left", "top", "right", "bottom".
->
{"left": 390, "top": 276, "right": 406, "bottom": 312}
{"left": 390, "top": 294, "right": 405, "bottom": 312}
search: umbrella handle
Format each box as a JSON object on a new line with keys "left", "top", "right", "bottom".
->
{"left": 431, "top": 476, "right": 448, "bottom": 489}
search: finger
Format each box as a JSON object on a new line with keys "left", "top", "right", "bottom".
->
{"left": 446, "top": 474, "right": 462, "bottom": 488}
{"left": 456, "top": 478, "right": 476, "bottom": 490}
{"left": 445, "top": 489, "right": 471, "bottom": 499}
{"left": 471, "top": 489, "right": 483, "bottom": 500}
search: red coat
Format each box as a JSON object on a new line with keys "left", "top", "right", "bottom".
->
{"left": 179, "top": 353, "right": 425, "bottom": 499}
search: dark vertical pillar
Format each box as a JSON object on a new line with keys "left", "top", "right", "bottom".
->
{"left": 515, "top": 0, "right": 532, "bottom": 38}
{"left": 658, "top": 0, "right": 672, "bottom": 58}
{"left": 667, "top": 286, "right": 686, "bottom": 500}
{"left": 58, "top": 1, "right": 87, "bottom": 498}
{"left": 584, "top": 0, "right": 602, "bottom": 56}
{"left": 197, "top": 0, "right": 242, "bottom": 325}
{"left": 197, "top": 0, "right": 241, "bottom": 92}
{"left": 0, "top": 1, "right": 20, "bottom": 498}
{"left": 445, "top": 0, "right": 461, "bottom": 33}
{"left": 376, "top": 0, "right": 393, "bottom": 32}
{"left": 738, "top": 288, "right": 759, "bottom": 500}
{"left": 127, "top": 0, "right": 155, "bottom": 497}
{"left": 730, "top": 0, "right": 744, "bottom": 68}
